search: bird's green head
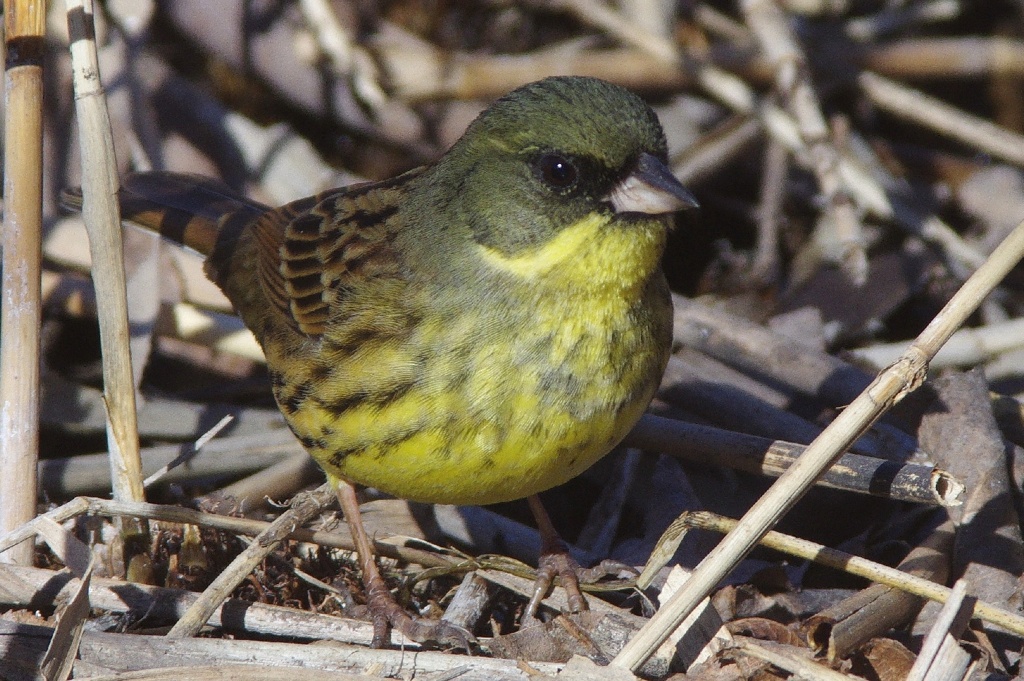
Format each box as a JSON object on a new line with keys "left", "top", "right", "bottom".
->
{"left": 432, "top": 76, "right": 697, "bottom": 259}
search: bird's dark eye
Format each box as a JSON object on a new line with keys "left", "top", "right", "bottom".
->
{"left": 537, "top": 154, "right": 578, "bottom": 190}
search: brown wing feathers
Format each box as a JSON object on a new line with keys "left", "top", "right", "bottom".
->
{"left": 62, "top": 170, "right": 420, "bottom": 340}
{"left": 263, "top": 172, "right": 420, "bottom": 337}
{"left": 260, "top": 195, "right": 334, "bottom": 337}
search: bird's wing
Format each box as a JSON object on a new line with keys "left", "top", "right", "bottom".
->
{"left": 252, "top": 168, "right": 425, "bottom": 337}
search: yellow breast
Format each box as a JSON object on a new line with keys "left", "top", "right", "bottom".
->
{"left": 272, "top": 212, "right": 672, "bottom": 504}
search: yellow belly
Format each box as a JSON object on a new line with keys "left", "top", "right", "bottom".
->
{"left": 266, "top": 212, "right": 672, "bottom": 505}
{"left": 272, "top": 276, "right": 667, "bottom": 503}
{"left": 277, "top": 303, "right": 666, "bottom": 504}
{"left": 325, "top": 389, "right": 650, "bottom": 505}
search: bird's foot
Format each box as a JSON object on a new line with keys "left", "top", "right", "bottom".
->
{"left": 527, "top": 548, "right": 588, "bottom": 617}
{"left": 335, "top": 480, "right": 473, "bottom": 650}
{"left": 363, "top": 573, "right": 474, "bottom": 649}
{"left": 526, "top": 552, "right": 639, "bottom": 619}
{"left": 524, "top": 494, "right": 638, "bottom": 619}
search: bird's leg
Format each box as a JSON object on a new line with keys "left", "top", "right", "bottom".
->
{"left": 525, "top": 494, "right": 590, "bottom": 617}
{"left": 334, "top": 480, "right": 472, "bottom": 649}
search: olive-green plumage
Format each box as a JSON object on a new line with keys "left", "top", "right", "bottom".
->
{"left": 66, "top": 76, "right": 696, "bottom": 506}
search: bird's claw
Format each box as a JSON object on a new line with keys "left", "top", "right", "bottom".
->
{"left": 526, "top": 557, "right": 640, "bottom": 620}
{"left": 366, "top": 587, "right": 475, "bottom": 650}
{"left": 527, "top": 550, "right": 589, "bottom": 618}
{"left": 577, "top": 558, "right": 639, "bottom": 584}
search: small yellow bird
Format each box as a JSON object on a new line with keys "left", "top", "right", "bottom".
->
{"left": 65, "top": 75, "right": 696, "bottom": 645}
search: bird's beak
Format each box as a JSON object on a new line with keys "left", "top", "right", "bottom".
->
{"left": 605, "top": 152, "right": 699, "bottom": 215}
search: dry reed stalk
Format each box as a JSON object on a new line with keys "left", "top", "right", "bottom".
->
{"left": 65, "top": 0, "right": 150, "bottom": 577}
{"left": 0, "top": 0, "right": 47, "bottom": 567}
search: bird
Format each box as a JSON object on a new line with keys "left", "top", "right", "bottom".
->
{"left": 63, "top": 75, "right": 697, "bottom": 647}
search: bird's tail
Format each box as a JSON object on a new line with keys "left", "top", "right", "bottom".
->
{"left": 60, "top": 171, "right": 270, "bottom": 258}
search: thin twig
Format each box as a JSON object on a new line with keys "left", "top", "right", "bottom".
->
{"left": 143, "top": 415, "right": 234, "bottom": 488}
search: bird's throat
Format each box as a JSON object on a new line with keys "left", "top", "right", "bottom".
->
{"left": 474, "top": 212, "right": 667, "bottom": 298}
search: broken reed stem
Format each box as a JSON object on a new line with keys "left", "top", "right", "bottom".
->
{"left": 0, "top": 0, "right": 47, "bottom": 567}
{"left": 804, "top": 518, "right": 952, "bottom": 662}
{"left": 627, "top": 414, "right": 962, "bottom": 506}
{"left": 613, "top": 216, "right": 1024, "bottom": 672}
{"left": 64, "top": 0, "right": 150, "bottom": 561}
